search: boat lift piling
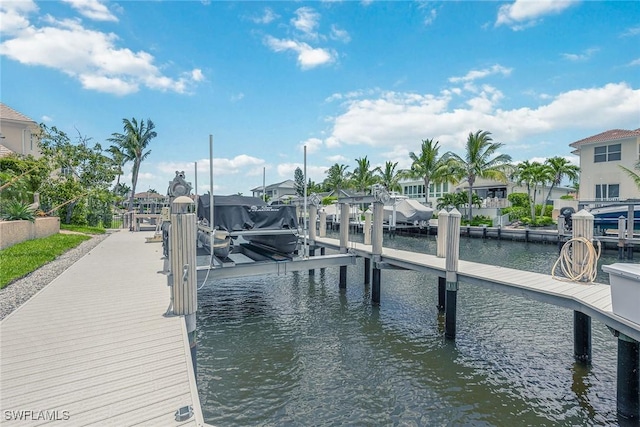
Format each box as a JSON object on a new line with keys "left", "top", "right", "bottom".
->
{"left": 364, "top": 210, "right": 372, "bottom": 285}
{"left": 444, "top": 209, "right": 462, "bottom": 339}
{"left": 168, "top": 196, "right": 198, "bottom": 376}
{"left": 308, "top": 203, "right": 318, "bottom": 276}
{"left": 436, "top": 209, "right": 450, "bottom": 312}
{"left": 371, "top": 200, "right": 384, "bottom": 304}
{"left": 339, "top": 202, "right": 350, "bottom": 289}
{"left": 571, "top": 211, "right": 594, "bottom": 364}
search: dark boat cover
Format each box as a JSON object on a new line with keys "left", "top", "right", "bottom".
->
{"left": 197, "top": 194, "right": 298, "bottom": 233}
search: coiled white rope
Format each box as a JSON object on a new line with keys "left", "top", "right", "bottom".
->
{"left": 552, "top": 237, "right": 601, "bottom": 283}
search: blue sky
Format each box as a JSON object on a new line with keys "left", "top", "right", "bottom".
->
{"left": 1, "top": 0, "right": 639, "bottom": 195}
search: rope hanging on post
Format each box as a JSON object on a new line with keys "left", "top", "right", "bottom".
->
{"left": 552, "top": 237, "right": 601, "bottom": 283}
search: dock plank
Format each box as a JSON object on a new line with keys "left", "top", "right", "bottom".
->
{"left": 0, "top": 231, "right": 206, "bottom": 427}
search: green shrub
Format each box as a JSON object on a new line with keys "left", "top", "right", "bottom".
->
{"left": 508, "top": 193, "right": 530, "bottom": 208}
{"left": 322, "top": 196, "right": 337, "bottom": 206}
{"left": 503, "top": 206, "right": 529, "bottom": 221}
{"left": 0, "top": 200, "right": 36, "bottom": 221}
{"left": 535, "top": 204, "right": 553, "bottom": 217}
{"left": 560, "top": 194, "right": 575, "bottom": 200}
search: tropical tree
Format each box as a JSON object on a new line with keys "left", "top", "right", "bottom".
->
{"left": 350, "top": 156, "right": 379, "bottom": 194}
{"left": 405, "top": 139, "right": 452, "bottom": 205}
{"left": 620, "top": 160, "right": 640, "bottom": 190}
{"left": 108, "top": 118, "right": 157, "bottom": 213}
{"left": 377, "top": 161, "right": 404, "bottom": 193}
{"left": 448, "top": 130, "right": 512, "bottom": 220}
{"left": 39, "top": 125, "right": 118, "bottom": 224}
{"left": 294, "top": 167, "right": 305, "bottom": 196}
{"left": 324, "top": 163, "right": 350, "bottom": 194}
{"left": 514, "top": 161, "right": 553, "bottom": 220}
{"left": 542, "top": 157, "right": 580, "bottom": 207}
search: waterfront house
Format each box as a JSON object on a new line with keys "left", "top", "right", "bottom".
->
{"left": 251, "top": 179, "right": 297, "bottom": 202}
{"left": 400, "top": 177, "right": 573, "bottom": 208}
{"left": 569, "top": 129, "right": 640, "bottom": 203}
{"left": 0, "top": 103, "right": 41, "bottom": 158}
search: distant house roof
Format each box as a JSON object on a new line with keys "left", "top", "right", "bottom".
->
{"left": 251, "top": 179, "right": 295, "bottom": 192}
{"left": 569, "top": 128, "right": 640, "bottom": 149}
{"left": 0, "top": 103, "right": 36, "bottom": 124}
{"left": 134, "top": 192, "right": 167, "bottom": 200}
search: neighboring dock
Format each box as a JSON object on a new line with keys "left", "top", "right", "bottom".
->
{"left": 0, "top": 230, "right": 206, "bottom": 426}
{"left": 313, "top": 235, "right": 640, "bottom": 342}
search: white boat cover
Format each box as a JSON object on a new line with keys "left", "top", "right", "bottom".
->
{"left": 385, "top": 198, "right": 433, "bottom": 224}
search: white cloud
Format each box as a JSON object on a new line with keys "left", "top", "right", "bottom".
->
{"left": 326, "top": 154, "right": 348, "bottom": 163}
{"left": 252, "top": 7, "right": 278, "bottom": 24}
{"left": 496, "top": 0, "right": 578, "bottom": 30}
{"left": 621, "top": 26, "right": 640, "bottom": 37}
{"left": 449, "top": 64, "right": 512, "bottom": 83}
{"left": 62, "top": 0, "right": 118, "bottom": 22}
{"left": 423, "top": 9, "right": 437, "bottom": 26}
{"left": 291, "top": 7, "right": 320, "bottom": 38}
{"left": 0, "top": 11, "right": 203, "bottom": 95}
{"left": 330, "top": 24, "right": 350, "bottom": 43}
{"left": 325, "top": 82, "right": 640, "bottom": 157}
{"left": 264, "top": 36, "right": 335, "bottom": 69}
{"left": 561, "top": 48, "right": 598, "bottom": 62}
{"left": 629, "top": 58, "right": 640, "bottom": 67}
{"left": 300, "top": 137, "right": 324, "bottom": 154}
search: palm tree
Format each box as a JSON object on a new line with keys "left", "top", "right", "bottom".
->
{"left": 350, "top": 156, "right": 379, "bottom": 194}
{"left": 405, "top": 139, "right": 452, "bottom": 205}
{"left": 543, "top": 157, "right": 580, "bottom": 207}
{"left": 377, "top": 161, "right": 404, "bottom": 193}
{"left": 620, "top": 160, "right": 640, "bottom": 190}
{"left": 107, "top": 144, "right": 127, "bottom": 197}
{"left": 108, "top": 118, "right": 157, "bottom": 213}
{"left": 515, "top": 161, "right": 553, "bottom": 220}
{"left": 324, "top": 163, "right": 350, "bottom": 195}
{"left": 448, "top": 130, "right": 512, "bottom": 220}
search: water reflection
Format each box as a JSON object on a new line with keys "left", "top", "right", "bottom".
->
{"left": 197, "top": 234, "right": 632, "bottom": 426}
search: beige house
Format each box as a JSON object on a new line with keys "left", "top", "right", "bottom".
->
{"left": 569, "top": 129, "right": 640, "bottom": 202}
{"left": 401, "top": 177, "right": 573, "bottom": 208}
{"left": 0, "top": 103, "right": 41, "bottom": 158}
{"left": 251, "top": 179, "right": 297, "bottom": 202}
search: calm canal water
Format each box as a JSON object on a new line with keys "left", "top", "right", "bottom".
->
{"left": 196, "top": 233, "right": 638, "bottom": 426}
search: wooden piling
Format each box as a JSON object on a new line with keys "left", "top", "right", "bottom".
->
{"left": 308, "top": 204, "right": 318, "bottom": 275}
{"left": 437, "top": 276, "right": 445, "bottom": 311}
{"left": 618, "top": 216, "right": 626, "bottom": 260}
{"left": 445, "top": 208, "right": 461, "bottom": 339}
{"left": 364, "top": 209, "right": 372, "bottom": 285}
{"left": 571, "top": 210, "right": 595, "bottom": 366}
{"left": 574, "top": 311, "right": 592, "bottom": 363}
{"left": 617, "top": 334, "right": 640, "bottom": 422}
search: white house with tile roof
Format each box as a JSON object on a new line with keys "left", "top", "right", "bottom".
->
{"left": 0, "top": 103, "right": 41, "bottom": 158}
{"left": 569, "top": 129, "right": 640, "bottom": 202}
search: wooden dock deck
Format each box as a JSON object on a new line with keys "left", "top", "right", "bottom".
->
{"left": 0, "top": 231, "right": 206, "bottom": 426}
{"left": 314, "top": 236, "right": 640, "bottom": 342}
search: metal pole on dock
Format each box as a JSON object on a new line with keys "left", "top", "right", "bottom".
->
{"left": 372, "top": 200, "right": 384, "bottom": 304}
{"left": 339, "top": 202, "right": 349, "bottom": 289}
{"left": 364, "top": 209, "right": 372, "bottom": 285}
{"left": 617, "top": 333, "right": 639, "bottom": 422}
{"left": 445, "top": 208, "right": 461, "bottom": 339}
{"left": 169, "top": 196, "right": 198, "bottom": 376}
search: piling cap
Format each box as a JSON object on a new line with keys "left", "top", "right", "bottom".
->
{"left": 438, "top": 209, "right": 449, "bottom": 217}
{"left": 172, "top": 196, "right": 194, "bottom": 213}
{"left": 573, "top": 209, "right": 594, "bottom": 219}
{"left": 448, "top": 208, "right": 462, "bottom": 217}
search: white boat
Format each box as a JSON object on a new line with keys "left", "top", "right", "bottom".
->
{"left": 384, "top": 196, "right": 434, "bottom": 226}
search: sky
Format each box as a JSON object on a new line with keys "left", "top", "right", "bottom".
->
{"left": 1, "top": 0, "right": 639, "bottom": 196}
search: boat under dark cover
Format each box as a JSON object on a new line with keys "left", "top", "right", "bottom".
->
{"left": 198, "top": 195, "right": 299, "bottom": 254}
{"left": 590, "top": 204, "right": 640, "bottom": 231}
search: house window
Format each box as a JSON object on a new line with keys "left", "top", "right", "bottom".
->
{"left": 594, "top": 143, "right": 621, "bottom": 163}
{"left": 595, "top": 184, "right": 620, "bottom": 200}
{"left": 429, "top": 182, "right": 448, "bottom": 199}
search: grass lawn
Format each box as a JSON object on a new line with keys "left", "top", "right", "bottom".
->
{"left": 60, "top": 224, "right": 107, "bottom": 234}
{"left": 0, "top": 233, "right": 92, "bottom": 289}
